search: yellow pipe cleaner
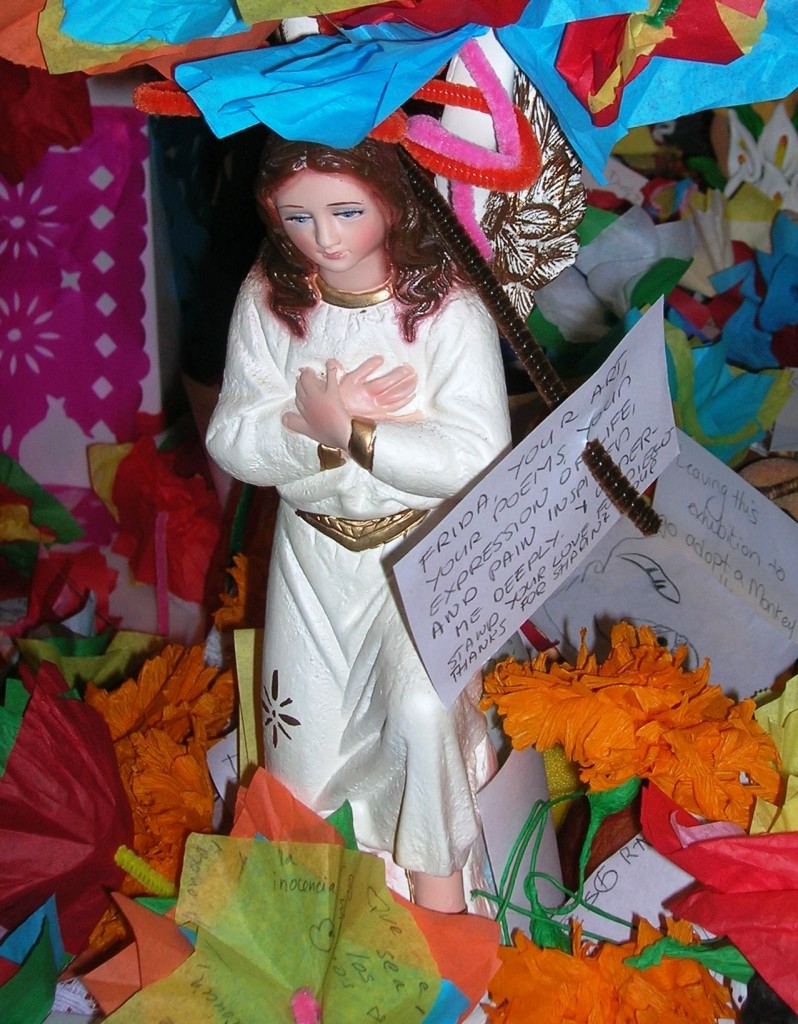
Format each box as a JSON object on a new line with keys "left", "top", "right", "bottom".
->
{"left": 115, "top": 845, "right": 177, "bottom": 898}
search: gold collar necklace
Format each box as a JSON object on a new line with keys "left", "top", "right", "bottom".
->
{"left": 314, "top": 274, "right": 394, "bottom": 309}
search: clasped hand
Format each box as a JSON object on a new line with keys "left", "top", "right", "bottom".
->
{"left": 282, "top": 356, "right": 417, "bottom": 450}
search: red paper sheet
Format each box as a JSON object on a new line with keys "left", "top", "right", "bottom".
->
{"left": 642, "top": 782, "right": 798, "bottom": 1014}
{"left": 0, "top": 662, "right": 133, "bottom": 955}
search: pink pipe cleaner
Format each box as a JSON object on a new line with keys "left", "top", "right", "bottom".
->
{"left": 290, "top": 989, "right": 322, "bottom": 1024}
{"left": 405, "top": 38, "right": 524, "bottom": 257}
{"left": 404, "top": 39, "right": 521, "bottom": 169}
{"left": 451, "top": 179, "right": 494, "bottom": 260}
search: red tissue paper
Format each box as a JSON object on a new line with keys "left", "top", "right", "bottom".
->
{"left": 0, "top": 661, "right": 133, "bottom": 956}
{"left": 0, "top": 57, "right": 92, "bottom": 184}
{"left": 642, "top": 781, "right": 798, "bottom": 1015}
{"left": 327, "top": 0, "right": 529, "bottom": 32}
{"left": 110, "top": 435, "right": 222, "bottom": 605}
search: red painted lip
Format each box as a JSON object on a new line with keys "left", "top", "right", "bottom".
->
{"left": 320, "top": 250, "right": 346, "bottom": 259}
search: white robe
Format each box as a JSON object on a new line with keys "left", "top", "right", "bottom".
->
{"left": 207, "top": 268, "right": 511, "bottom": 876}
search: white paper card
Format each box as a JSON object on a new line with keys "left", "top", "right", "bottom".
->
{"left": 654, "top": 430, "right": 798, "bottom": 643}
{"left": 571, "top": 831, "right": 694, "bottom": 943}
{"left": 477, "top": 748, "right": 562, "bottom": 940}
{"left": 533, "top": 516, "right": 798, "bottom": 699}
{"left": 582, "top": 157, "right": 648, "bottom": 205}
{"left": 206, "top": 728, "right": 239, "bottom": 816}
{"left": 394, "top": 300, "right": 678, "bottom": 706}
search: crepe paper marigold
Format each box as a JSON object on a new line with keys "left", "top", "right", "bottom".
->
{"left": 85, "top": 643, "right": 234, "bottom": 744}
{"left": 114, "top": 729, "right": 217, "bottom": 887}
{"left": 84, "top": 643, "right": 234, "bottom": 895}
{"left": 482, "top": 623, "right": 781, "bottom": 827}
{"left": 212, "top": 552, "right": 268, "bottom": 632}
{"left": 484, "top": 917, "right": 735, "bottom": 1024}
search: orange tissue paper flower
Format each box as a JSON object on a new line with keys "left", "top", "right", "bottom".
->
{"left": 114, "top": 729, "right": 216, "bottom": 883}
{"left": 85, "top": 643, "right": 234, "bottom": 744}
{"left": 484, "top": 917, "right": 735, "bottom": 1024}
{"left": 482, "top": 622, "right": 780, "bottom": 827}
{"left": 85, "top": 643, "right": 235, "bottom": 886}
{"left": 212, "top": 552, "right": 267, "bottom": 632}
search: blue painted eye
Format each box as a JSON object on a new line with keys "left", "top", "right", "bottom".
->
{"left": 285, "top": 213, "right": 312, "bottom": 224}
{"left": 335, "top": 209, "right": 364, "bottom": 219}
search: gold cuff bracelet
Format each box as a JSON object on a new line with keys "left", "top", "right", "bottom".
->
{"left": 348, "top": 417, "right": 376, "bottom": 472}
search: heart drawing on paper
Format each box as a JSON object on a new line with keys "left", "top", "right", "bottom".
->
{"left": 309, "top": 917, "right": 335, "bottom": 953}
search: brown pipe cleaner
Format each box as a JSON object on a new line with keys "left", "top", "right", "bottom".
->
{"left": 398, "top": 147, "right": 661, "bottom": 536}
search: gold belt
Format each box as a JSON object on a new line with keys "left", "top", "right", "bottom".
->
{"left": 295, "top": 507, "right": 428, "bottom": 551}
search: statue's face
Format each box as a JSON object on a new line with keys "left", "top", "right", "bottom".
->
{"left": 273, "top": 169, "right": 390, "bottom": 292}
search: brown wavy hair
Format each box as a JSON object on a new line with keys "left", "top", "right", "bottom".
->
{"left": 255, "top": 135, "right": 462, "bottom": 342}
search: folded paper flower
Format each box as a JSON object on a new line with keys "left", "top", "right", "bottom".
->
{"left": 679, "top": 185, "right": 780, "bottom": 298}
{"left": 482, "top": 622, "right": 781, "bottom": 827}
{"left": 484, "top": 915, "right": 734, "bottom": 1024}
{"left": 92, "top": 771, "right": 499, "bottom": 1023}
{"left": 0, "top": 660, "right": 133, "bottom": 955}
{"left": 532, "top": 206, "right": 695, "bottom": 344}
{"left": 498, "top": 0, "right": 798, "bottom": 178}
{"left": 711, "top": 210, "right": 798, "bottom": 370}
{"left": 642, "top": 781, "right": 798, "bottom": 1016}
{"left": 723, "top": 103, "right": 798, "bottom": 211}
{"left": 103, "top": 833, "right": 449, "bottom": 1024}
{"left": 231, "top": 769, "right": 502, "bottom": 1015}
{"left": 663, "top": 318, "right": 793, "bottom": 467}
{"left": 77, "top": 769, "right": 499, "bottom": 1022}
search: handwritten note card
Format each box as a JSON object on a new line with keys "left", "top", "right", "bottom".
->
{"left": 394, "top": 300, "right": 678, "bottom": 706}
{"left": 571, "top": 832, "right": 694, "bottom": 943}
{"left": 532, "top": 516, "right": 798, "bottom": 699}
{"left": 654, "top": 430, "right": 798, "bottom": 643}
{"left": 107, "top": 836, "right": 440, "bottom": 1024}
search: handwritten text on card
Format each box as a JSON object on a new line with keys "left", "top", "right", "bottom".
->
{"left": 394, "top": 301, "right": 678, "bottom": 707}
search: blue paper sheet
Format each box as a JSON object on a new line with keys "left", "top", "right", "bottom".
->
{"left": 496, "top": 13, "right": 628, "bottom": 177}
{"left": 60, "top": 0, "right": 248, "bottom": 47}
{"left": 175, "top": 22, "right": 486, "bottom": 143}
{"left": 422, "top": 979, "right": 470, "bottom": 1023}
{"left": 711, "top": 212, "right": 798, "bottom": 371}
{"left": 0, "top": 897, "right": 64, "bottom": 969}
{"left": 621, "top": 0, "right": 798, "bottom": 130}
